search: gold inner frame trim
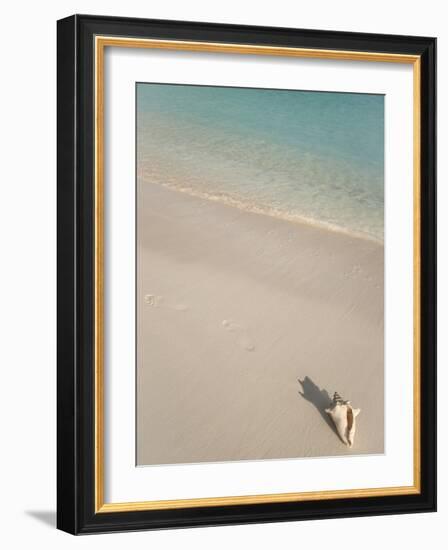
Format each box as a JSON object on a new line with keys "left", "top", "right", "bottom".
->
{"left": 94, "top": 35, "right": 422, "bottom": 513}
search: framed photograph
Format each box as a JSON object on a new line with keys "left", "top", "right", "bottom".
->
{"left": 57, "top": 14, "right": 436, "bottom": 534}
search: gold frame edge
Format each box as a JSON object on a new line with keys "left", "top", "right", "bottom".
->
{"left": 94, "top": 36, "right": 422, "bottom": 513}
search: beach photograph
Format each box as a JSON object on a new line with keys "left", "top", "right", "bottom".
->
{"left": 136, "top": 83, "right": 384, "bottom": 466}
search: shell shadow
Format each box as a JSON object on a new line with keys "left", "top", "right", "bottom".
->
{"left": 298, "top": 376, "right": 339, "bottom": 439}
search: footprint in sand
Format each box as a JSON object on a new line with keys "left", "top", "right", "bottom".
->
{"left": 144, "top": 294, "right": 189, "bottom": 312}
{"left": 144, "top": 294, "right": 162, "bottom": 307}
{"left": 222, "top": 319, "right": 255, "bottom": 352}
{"left": 343, "top": 263, "right": 363, "bottom": 279}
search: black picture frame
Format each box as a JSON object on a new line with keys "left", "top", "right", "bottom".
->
{"left": 57, "top": 14, "right": 436, "bottom": 535}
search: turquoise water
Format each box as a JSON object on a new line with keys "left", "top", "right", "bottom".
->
{"left": 137, "top": 83, "right": 384, "bottom": 241}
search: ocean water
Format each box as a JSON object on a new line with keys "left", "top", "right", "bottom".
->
{"left": 137, "top": 83, "right": 384, "bottom": 242}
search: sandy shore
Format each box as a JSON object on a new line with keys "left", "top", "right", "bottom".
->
{"left": 136, "top": 182, "right": 384, "bottom": 465}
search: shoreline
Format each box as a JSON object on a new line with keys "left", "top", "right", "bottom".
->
{"left": 137, "top": 181, "right": 384, "bottom": 465}
{"left": 138, "top": 176, "right": 384, "bottom": 245}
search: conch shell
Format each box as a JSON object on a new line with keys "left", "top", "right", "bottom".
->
{"left": 325, "top": 392, "right": 360, "bottom": 447}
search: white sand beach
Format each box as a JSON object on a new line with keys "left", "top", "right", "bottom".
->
{"left": 136, "top": 182, "right": 384, "bottom": 465}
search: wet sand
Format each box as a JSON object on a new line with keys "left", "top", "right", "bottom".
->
{"left": 136, "top": 182, "right": 384, "bottom": 465}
